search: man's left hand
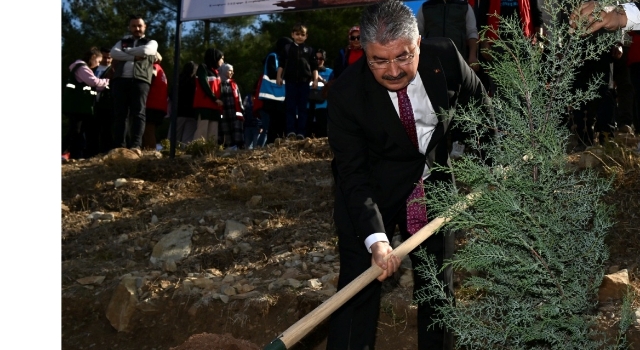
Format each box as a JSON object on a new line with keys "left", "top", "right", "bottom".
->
{"left": 571, "top": 1, "right": 627, "bottom": 34}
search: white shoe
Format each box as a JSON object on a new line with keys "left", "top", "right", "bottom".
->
{"left": 450, "top": 141, "right": 465, "bottom": 159}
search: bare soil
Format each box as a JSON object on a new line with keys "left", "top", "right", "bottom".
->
{"left": 61, "top": 137, "right": 640, "bottom": 350}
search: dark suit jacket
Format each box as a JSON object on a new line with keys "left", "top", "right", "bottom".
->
{"left": 327, "top": 37, "right": 489, "bottom": 244}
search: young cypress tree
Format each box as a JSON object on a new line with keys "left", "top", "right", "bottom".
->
{"left": 414, "top": 0, "right": 630, "bottom": 348}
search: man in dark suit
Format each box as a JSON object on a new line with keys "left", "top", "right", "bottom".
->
{"left": 325, "top": 1, "right": 490, "bottom": 349}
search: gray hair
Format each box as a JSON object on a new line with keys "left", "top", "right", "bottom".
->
{"left": 219, "top": 63, "right": 233, "bottom": 82}
{"left": 359, "top": 0, "right": 419, "bottom": 51}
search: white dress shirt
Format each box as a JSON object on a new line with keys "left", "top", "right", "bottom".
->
{"left": 364, "top": 72, "right": 438, "bottom": 252}
{"left": 624, "top": 3, "right": 640, "bottom": 31}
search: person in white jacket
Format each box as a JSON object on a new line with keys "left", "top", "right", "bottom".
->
{"left": 110, "top": 14, "right": 158, "bottom": 155}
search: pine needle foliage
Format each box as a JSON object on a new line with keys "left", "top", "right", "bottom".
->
{"left": 414, "top": 0, "right": 630, "bottom": 348}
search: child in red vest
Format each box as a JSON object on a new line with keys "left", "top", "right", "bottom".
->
{"left": 142, "top": 53, "right": 168, "bottom": 150}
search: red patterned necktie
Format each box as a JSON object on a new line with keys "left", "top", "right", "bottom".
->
{"left": 397, "top": 86, "right": 428, "bottom": 235}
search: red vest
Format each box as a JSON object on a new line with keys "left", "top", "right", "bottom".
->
{"left": 146, "top": 63, "right": 168, "bottom": 113}
{"left": 226, "top": 80, "right": 244, "bottom": 119}
{"left": 193, "top": 68, "right": 222, "bottom": 110}
{"left": 628, "top": 33, "right": 640, "bottom": 66}
{"left": 469, "top": 0, "right": 533, "bottom": 40}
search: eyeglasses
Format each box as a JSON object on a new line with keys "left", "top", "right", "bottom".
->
{"left": 316, "top": 57, "right": 324, "bottom": 61}
{"left": 367, "top": 46, "right": 418, "bottom": 70}
{"left": 349, "top": 35, "right": 360, "bottom": 41}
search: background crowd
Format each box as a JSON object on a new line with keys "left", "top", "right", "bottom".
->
{"left": 62, "top": 0, "right": 640, "bottom": 161}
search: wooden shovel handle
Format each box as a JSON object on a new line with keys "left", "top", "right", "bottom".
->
{"left": 264, "top": 193, "right": 477, "bottom": 350}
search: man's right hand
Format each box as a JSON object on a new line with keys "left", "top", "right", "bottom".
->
{"left": 276, "top": 77, "right": 283, "bottom": 86}
{"left": 370, "top": 241, "right": 400, "bottom": 282}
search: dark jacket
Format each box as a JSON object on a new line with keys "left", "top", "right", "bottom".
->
{"left": 327, "top": 37, "right": 490, "bottom": 242}
{"left": 278, "top": 42, "right": 318, "bottom": 83}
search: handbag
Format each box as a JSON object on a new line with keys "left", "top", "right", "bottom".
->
{"left": 258, "top": 52, "right": 285, "bottom": 101}
{"left": 62, "top": 62, "right": 97, "bottom": 115}
{"left": 308, "top": 88, "right": 325, "bottom": 103}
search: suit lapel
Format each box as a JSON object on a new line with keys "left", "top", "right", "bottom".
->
{"left": 417, "top": 49, "right": 449, "bottom": 154}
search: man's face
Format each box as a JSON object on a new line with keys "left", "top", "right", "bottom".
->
{"left": 129, "top": 18, "right": 146, "bottom": 38}
{"left": 292, "top": 31, "right": 307, "bottom": 44}
{"left": 365, "top": 37, "right": 420, "bottom": 91}
{"left": 316, "top": 53, "right": 325, "bottom": 66}
{"left": 100, "top": 52, "right": 112, "bottom": 66}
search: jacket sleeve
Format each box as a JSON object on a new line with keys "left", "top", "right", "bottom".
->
{"left": 127, "top": 39, "right": 158, "bottom": 57}
{"left": 110, "top": 40, "right": 134, "bottom": 61}
{"left": 327, "top": 78, "right": 387, "bottom": 241}
{"left": 75, "top": 65, "right": 109, "bottom": 91}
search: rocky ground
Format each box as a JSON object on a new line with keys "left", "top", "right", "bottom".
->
{"left": 61, "top": 137, "right": 640, "bottom": 350}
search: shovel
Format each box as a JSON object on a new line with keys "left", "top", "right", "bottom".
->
{"left": 263, "top": 194, "right": 476, "bottom": 350}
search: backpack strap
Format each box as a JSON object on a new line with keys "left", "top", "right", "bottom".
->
{"left": 68, "top": 62, "right": 87, "bottom": 85}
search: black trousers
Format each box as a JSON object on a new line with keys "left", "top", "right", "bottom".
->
{"left": 112, "top": 78, "right": 150, "bottom": 149}
{"left": 327, "top": 202, "right": 454, "bottom": 350}
{"left": 63, "top": 113, "right": 89, "bottom": 159}
{"left": 84, "top": 104, "right": 114, "bottom": 157}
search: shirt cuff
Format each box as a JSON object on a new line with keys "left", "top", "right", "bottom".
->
{"left": 364, "top": 233, "right": 389, "bottom": 253}
{"left": 623, "top": 3, "right": 640, "bottom": 31}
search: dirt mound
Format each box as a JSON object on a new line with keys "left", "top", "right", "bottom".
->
{"left": 170, "top": 333, "right": 260, "bottom": 350}
{"left": 61, "top": 137, "right": 640, "bottom": 349}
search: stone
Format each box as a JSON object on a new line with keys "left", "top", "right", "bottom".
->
{"left": 238, "top": 284, "right": 256, "bottom": 293}
{"left": 229, "top": 291, "right": 260, "bottom": 300}
{"left": 222, "top": 275, "right": 235, "bottom": 283}
{"left": 193, "top": 278, "right": 215, "bottom": 290}
{"left": 237, "top": 242, "right": 252, "bottom": 253}
{"left": 268, "top": 280, "right": 284, "bottom": 291}
{"left": 324, "top": 255, "right": 336, "bottom": 262}
{"left": 224, "top": 220, "right": 247, "bottom": 242}
{"left": 280, "top": 268, "right": 299, "bottom": 280}
{"left": 287, "top": 279, "right": 302, "bottom": 289}
{"left": 307, "top": 279, "right": 322, "bottom": 289}
{"left": 598, "top": 269, "right": 630, "bottom": 302}
{"left": 398, "top": 269, "right": 414, "bottom": 289}
{"left": 320, "top": 273, "right": 339, "bottom": 288}
{"left": 608, "top": 265, "right": 619, "bottom": 274}
{"left": 246, "top": 195, "right": 262, "bottom": 208}
{"left": 114, "top": 178, "right": 128, "bottom": 188}
{"left": 87, "top": 211, "right": 104, "bottom": 220}
{"left": 151, "top": 215, "right": 159, "bottom": 224}
{"left": 100, "top": 213, "right": 115, "bottom": 221}
{"left": 163, "top": 259, "right": 177, "bottom": 272}
{"left": 104, "top": 148, "right": 140, "bottom": 165}
{"left": 105, "top": 277, "right": 138, "bottom": 332}
{"left": 635, "top": 307, "right": 640, "bottom": 327}
{"left": 578, "top": 147, "right": 604, "bottom": 169}
{"left": 117, "top": 234, "right": 129, "bottom": 244}
{"left": 77, "top": 276, "right": 106, "bottom": 285}
{"left": 182, "top": 280, "right": 194, "bottom": 292}
{"left": 219, "top": 294, "right": 230, "bottom": 304}
{"left": 222, "top": 286, "right": 236, "bottom": 296}
{"left": 149, "top": 225, "right": 194, "bottom": 265}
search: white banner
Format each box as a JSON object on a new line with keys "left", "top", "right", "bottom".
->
{"left": 181, "top": 0, "right": 420, "bottom": 21}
